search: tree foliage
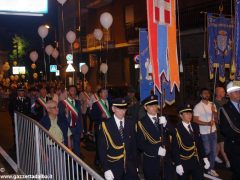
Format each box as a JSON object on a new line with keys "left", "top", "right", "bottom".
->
{"left": 9, "top": 34, "right": 29, "bottom": 61}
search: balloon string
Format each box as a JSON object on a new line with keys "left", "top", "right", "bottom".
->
{"left": 42, "top": 39, "right": 47, "bottom": 81}
{"left": 61, "top": 6, "right": 65, "bottom": 59}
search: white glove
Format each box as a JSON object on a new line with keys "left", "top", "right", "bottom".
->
{"left": 104, "top": 170, "right": 114, "bottom": 180}
{"left": 203, "top": 158, "right": 210, "bottom": 169}
{"left": 158, "top": 146, "right": 166, "bottom": 156}
{"left": 159, "top": 116, "right": 167, "bottom": 127}
{"left": 176, "top": 165, "right": 184, "bottom": 176}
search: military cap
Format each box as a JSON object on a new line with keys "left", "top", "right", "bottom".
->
{"left": 112, "top": 98, "right": 128, "bottom": 109}
{"left": 226, "top": 81, "right": 240, "bottom": 93}
{"left": 17, "top": 86, "right": 24, "bottom": 92}
{"left": 142, "top": 95, "right": 158, "bottom": 106}
{"left": 178, "top": 103, "right": 193, "bottom": 114}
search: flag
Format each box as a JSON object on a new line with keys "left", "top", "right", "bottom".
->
{"left": 139, "top": 29, "right": 154, "bottom": 101}
{"left": 154, "top": 0, "right": 171, "bottom": 25}
{"left": 147, "top": 0, "right": 161, "bottom": 91}
{"left": 139, "top": 29, "right": 175, "bottom": 105}
{"left": 167, "top": 0, "right": 180, "bottom": 91}
{"left": 235, "top": 0, "right": 240, "bottom": 80}
{"left": 208, "top": 13, "right": 233, "bottom": 82}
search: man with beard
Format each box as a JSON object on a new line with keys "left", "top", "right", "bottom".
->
{"left": 58, "top": 85, "right": 83, "bottom": 157}
{"left": 193, "top": 88, "right": 218, "bottom": 177}
{"left": 219, "top": 81, "right": 240, "bottom": 180}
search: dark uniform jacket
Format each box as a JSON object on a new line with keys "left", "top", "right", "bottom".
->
{"left": 34, "top": 96, "right": 51, "bottom": 121}
{"left": 172, "top": 122, "right": 206, "bottom": 168}
{"left": 39, "top": 114, "right": 69, "bottom": 145}
{"left": 219, "top": 101, "right": 240, "bottom": 180}
{"left": 220, "top": 101, "right": 240, "bottom": 146}
{"left": 9, "top": 96, "right": 31, "bottom": 118}
{"left": 136, "top": 114, "right": 168, "bottom": 180}
{"left": 98, "top": 116, "right": 138, "bottom": 179}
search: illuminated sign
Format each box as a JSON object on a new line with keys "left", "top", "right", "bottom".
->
{"left": 0, "top": 0, "right": 48, "bottom": 16}
{"left": 12, "top": 66, "right": 26, "bottom": 75}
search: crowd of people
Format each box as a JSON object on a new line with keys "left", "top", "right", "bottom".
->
{"left": 3, "top": 80, "right": 240, "bottom": 180}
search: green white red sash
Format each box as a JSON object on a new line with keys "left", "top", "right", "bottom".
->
{"left": 63, "top": 99, "right": 79, "bottom": 118}
{"left": 93, "top": 93, "right": 99, "bottom": 103}
{"left": 94, "top": 95, "right": 111, "bottom": 118}
{"left": 37, "top": 97, "right": 47, "bottom": 110}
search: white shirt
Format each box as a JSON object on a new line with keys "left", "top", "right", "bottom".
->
{"left": 147, "top": 113, "right": 158, "bottom": 124}
{"left": 114, "top": 115, "right": 125, "bottom": 129}
{"left": 182, "top": 121, "right": 193, "bottom": 133}
{"left": 193, "top": 101, "right": 216, "bottom": 134}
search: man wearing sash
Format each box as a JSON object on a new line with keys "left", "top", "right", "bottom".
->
{"left": 220, "top": 81, "right": 240, "bottom": 180}
{"left": 91, "top": 88, "right": 112, "bottom": 166}
{"left": 79, "top": 84, "right": 93, "bottom": 135}
{"left": 136, "top": 95, "right": 168, "bottom": 180}
{"left": 35, "top": 86, "right": 51, "bottom": 121}
{"left": 98, "top": 98, "right": 139, "bottom": 180}
{"left": 172, "top": 103, "right": 210, "bottom": 180}
{"left": 58, "top": 85, "right": 83, "bottom": 157}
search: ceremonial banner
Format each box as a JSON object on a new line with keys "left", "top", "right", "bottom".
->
{"left": 139, "top": 29, "right": 154, "bottom": 101}
{"left": 167, "top": 0, "right": 180, "bottom": 90}
{"left": 208, "top": 13, "right": 233, "bottom": 82}
{"left": 147, "top": 0, "right": 161, "bottom": 90}
{"left": 139, "top": 29, "right": 175, "bottom": 105}
{"left": 235, "top": 0, "right": 240, "bottom": 80}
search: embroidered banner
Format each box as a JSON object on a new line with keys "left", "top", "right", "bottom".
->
{"left": 235, "top": 1, "right": 240, "bottom": 80}
{"left": 208, "top": 13, "right": 233, "bottom": 82}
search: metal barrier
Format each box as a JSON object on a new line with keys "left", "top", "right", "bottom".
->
{"left": 14, "top": 112, "right": 104, "bottom": 180}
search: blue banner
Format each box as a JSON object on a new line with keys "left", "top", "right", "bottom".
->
{"left": 208, "top": 14, "right": 233, "bottom": 82}
{"left": 235, "top": 1, "right": 240, "bottom": 80}
{"left": 139, "top": 29, "right": 154, "bottom": 101}
{"left": 139, "top": 29, "right": 175, "bottom": 105}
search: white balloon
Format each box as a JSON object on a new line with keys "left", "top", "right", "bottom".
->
{"left": 100, "top": 12, "right": 113, "bottom": 30}
{"left": 100, "top": 63, "right": 108, "bottom": 74}
{"left": 93, "top": 28, "right": 103, "bottom": 41}
{"left": 45, "top": 45, "right": 54, "bottom": 56}
{"left": 38, "top": 25, "right": 49, "bottom": 39}
{"left": 81, "top": 64, "right": 89, "bottom": 75}
{"left": 52, "top": 49, "right": 59, "bottom": 59}
{"left": 66, "top": 31, "right": 76, "bottom": 44}
{"left": 29, "top": 51, "right": 38, "bottom": 62}
{"left": 57, "top": 0, "right": 67, "bottom": 5}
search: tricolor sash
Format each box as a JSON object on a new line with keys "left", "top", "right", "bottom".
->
{"left": 93, "top": 95, "right": 111, "bottom": 118}
{"left": 63, "top": 99, "right": 79, "bottom": 118}
{"left": 93, "top": 93, "right": 99, "bottom": 103}
{"left": 63, "top": 99, "right": 79, "bottom": 127}
{"left": 37, "top": 97, "right": 47, "bottom": 110}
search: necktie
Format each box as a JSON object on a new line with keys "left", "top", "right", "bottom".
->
{"left": 188, "top": 125, "right": 194, "bottom": 138}
{"left": 152, "top": 117, "right": 159, "bottom": 130}
{"left": 105, "top": 101, "right": 108, "bottom": 109}
{"left": 119, "top": 121, "right": 124, "bottom": 140}
{"left": 72, "top": 100, "right": 74, "bottom": 106}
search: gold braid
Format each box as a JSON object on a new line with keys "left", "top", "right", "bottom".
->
{"left": 137, "top": 121, "right": 161, "bottom": 144}
{"left": 175, "top": 128, "right": 199, "bottom": 161}
{"left": 102, "top": 122, "right": 126, "bottom": 167}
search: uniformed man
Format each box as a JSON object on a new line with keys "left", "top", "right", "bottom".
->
{"left": 98, "top": 98, "right": 139, "bottom": 180}
{"left": 172, "top": 103, "right": 210, "bottom": 180}
{"left": 219, "top": 81, "right": 240, "bottom": 180}
{"left": 35, "top": 86, "right": 51, "bottom": 121}
{"left": 9, "top": 86, "right": 31, "bottom": 118}
{"left": 58, "top": 85, "right": 83, "bottom": 157}
{"left": 136, "top": 95, "right": 168, "bottom": 180}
